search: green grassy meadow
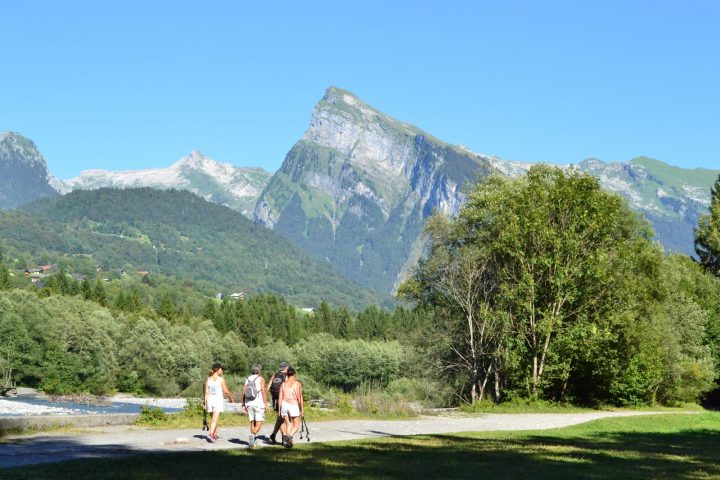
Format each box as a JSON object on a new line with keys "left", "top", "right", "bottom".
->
{"left": 5, "top": 412, "right": 720, "bottom": 479}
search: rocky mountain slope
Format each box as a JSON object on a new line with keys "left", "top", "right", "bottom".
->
{"left": 254, "top": 87, "right": 494, "bottom": 292}
{"left": 66, "top": 151, "right": 270, "bottom": 216}
{"left": 575, "top": 157, "right": 717, "bottom": 254}
{"left": 0, "top": 131, "right": 63, "bottom": 209}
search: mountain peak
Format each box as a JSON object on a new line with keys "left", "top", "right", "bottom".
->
{"left": 577, "top": 157, "right": 607, "bottom": 170}
{"left": 0, "top": 130, "right": 26, "bottom": 141}
{"left": 0, "top": 131, "right": 60, "bottom": 208}
{"left": 0, "top": 131, "right": 42, "bottom": 159}
{"left": 257, "top": 87, "right": 494, "bottom": 292}
{"left": 68, "top": 151, "right": 271, "bottom": 217}
{"left": 305, "top": 86, "right": 421, "bottom": 157}
{"left": 321, "top": 86, "right": 365, "bottom": 109}
{"left": 314, "top": 86, "right": 377, "bottom": 121}
{"left": 173, "top": 150, "right": 210, "bottom": 169}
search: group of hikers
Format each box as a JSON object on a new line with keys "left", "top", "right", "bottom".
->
{"left": 204, "top": 361, "right": 305, "bottom": 448}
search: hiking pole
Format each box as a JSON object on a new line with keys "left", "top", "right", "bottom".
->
{"left": 300, "top": 416, "right": 310, "bottom": 442}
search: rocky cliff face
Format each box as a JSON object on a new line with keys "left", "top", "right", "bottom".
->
{"left": 254, "top": 87, "right": 494, "bottom": 292}
{"left": 67, "top": 151, "right": 271, "bottom": 216}
{"left": 0, "top": 131, "right": 61, "bottom": 209}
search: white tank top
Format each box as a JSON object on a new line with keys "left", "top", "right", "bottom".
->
{"left": 207, "top": 377, "right": 223, "bottom": 402}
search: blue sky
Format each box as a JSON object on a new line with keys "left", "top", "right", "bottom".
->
{"left": 1, "top": 1, "right": 718, "bottom": 179}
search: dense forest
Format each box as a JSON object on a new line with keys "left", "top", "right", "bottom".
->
{"left": 0, "top": 188, "right": 393, "bottom": 310}
{"left": 0, "top": 268, "right": 435, "bottom": 405}
{"left": 1, "top": 169, "right": 720, "bottom": 409}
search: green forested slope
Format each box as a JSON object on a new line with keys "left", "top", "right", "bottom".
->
{"left": 6, "top": 188, "right": 391, "bottom": 309}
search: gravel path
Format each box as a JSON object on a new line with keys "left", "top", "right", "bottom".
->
{"left": 0, "top": 411, "right": 671, "bottom": 469}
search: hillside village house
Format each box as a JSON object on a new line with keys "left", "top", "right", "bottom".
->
{"left": 24, "top": 265, "right": 53, "bottom": 275}
{"left": 24, "top": 265, "right": 54, "bottom": 283}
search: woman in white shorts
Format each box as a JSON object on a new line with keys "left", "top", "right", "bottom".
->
{"left": 204, "top": 362, "right": 234, "bottom": 442}
{"left": 242, "top": 363, "right": 267, "bottom": 448}
{"left": 277, "top": 367, "right": 303, "bottom": 447}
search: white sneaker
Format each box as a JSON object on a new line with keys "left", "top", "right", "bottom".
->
{"left": 248, "top": 433, "right": 255, "bottom": 447}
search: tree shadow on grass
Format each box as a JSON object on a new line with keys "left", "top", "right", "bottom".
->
{"left": 4, "top": 428, "right": 720, "bottom": 479}
{"left": 432, "top": 428, "right": 720, "bottom": 480}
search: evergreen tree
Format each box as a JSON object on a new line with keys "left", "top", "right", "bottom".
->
{"left": 316, "top": 301, "right": 336, "bottom": 335}
{"left": 356, "top": 305, "right": 389, "bottom": 340}
{"left": 202, "top": 299, "right": 217, "bottom": 320}
{"left": 695, "top": 174, "right": 720, "bottom": 277}
{"left": 114, "top": 291, "right": 128, "bottom": 311}
{"left": 49, "top": 270, "right": 69, "bottom": 295}
{"left": 93, "top": 279, "right": 108, "bottom": 307}
{"left": 42, "top": 275, "right": 60, "bottom": 296}
{"left": 81, "top": 279, "right": 93, "bottom": 301}
{"left": 335, "top": 307, "right": 353, "bottom": 340}
{"left": 0, "top": 265, "right": 12, "bottom": 290}
{"left": 127, "top": 289, "right": 144, "bottom": 311}
{"left": 213, "top": 298, "right": 235, "bottom": 334}
{"left": 157, "top": 293, "right": 176, "bottom": 321}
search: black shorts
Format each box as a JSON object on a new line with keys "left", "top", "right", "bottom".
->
{"left": 272, "top": 396, "right": 279, "bottom": 411}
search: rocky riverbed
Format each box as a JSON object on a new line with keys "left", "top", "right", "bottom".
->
{"left": 0, "top": 398, "right": 78, "bottom": 416}
{"left": 0, "top": 389, "right": 189, "bottom": 416}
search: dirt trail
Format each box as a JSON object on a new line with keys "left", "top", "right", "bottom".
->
{"left": 0, "top": 411, "right": 673, "bottom": 469}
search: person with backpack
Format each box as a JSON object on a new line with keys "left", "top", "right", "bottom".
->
{"left": 204, "top": 362, "right": 234, "bottom": 443}
{"left": 277, "top": 366, "right": 304, "bottom": 448}
{"left": 242, "top": 363, "right": 267, "bottom": 448}
{"left": 267, "top": 361, "right": 289, "bottom": 444}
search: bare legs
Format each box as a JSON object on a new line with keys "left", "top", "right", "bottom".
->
{"left": 209, "top": 410, "right": 221, "bottom": 437}
{"left": 281, "top": 415, "right": 300, "bottom": 437}
{"left": 250, "top": 420, "right": 262, "bottom": 435}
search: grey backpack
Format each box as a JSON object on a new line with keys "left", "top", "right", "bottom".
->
{"left": 244, "top": 376, "right": 259, "bottom": 401}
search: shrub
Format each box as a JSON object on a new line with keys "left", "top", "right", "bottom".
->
{"left": 293, "top": 334, "right": 407, "bottom": 392}
{"left": 135, "top": 406, "right": 169, "bottom": 425}
{"left": 385, "top": 377, "right": 451, "bottom": 407}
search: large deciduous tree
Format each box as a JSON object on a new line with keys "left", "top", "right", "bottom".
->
{"left": 400, "top": 214, "right": 506, "bottom": 402}
{"left": 695, "top": 174, "right": 720, "bottom": 277}
{"left": 404, "top": 165, "right": 655, "bottom": 402}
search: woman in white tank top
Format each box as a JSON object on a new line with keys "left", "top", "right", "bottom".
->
{"left": 204, "top": 362, "right": 234, "bottom": 442}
